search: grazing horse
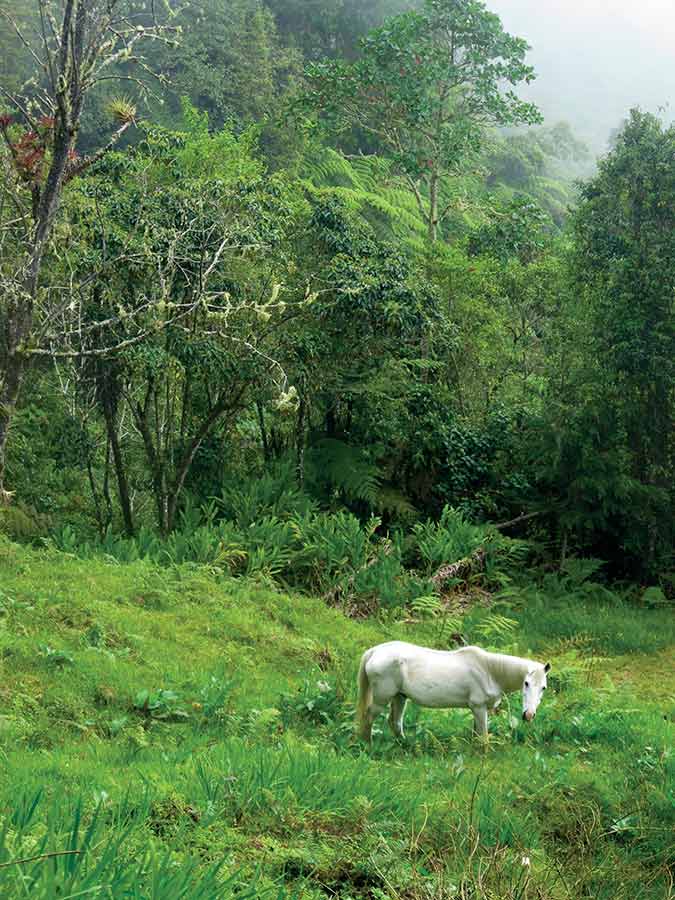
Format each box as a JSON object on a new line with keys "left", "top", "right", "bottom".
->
{"left": 356, "top": 641, "right": 550, "bottom": 741}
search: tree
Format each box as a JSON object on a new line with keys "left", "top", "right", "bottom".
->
{"left": 570, "top": 110, "right": 674, "bottom": 572}
{"left": 0, "top": 0, "right": 175, "bottom": 503}
{"left": 61, "top": 114, "right": 302, "bottom": 534}
{"left": 269, "top": 195, "right": 444, "bottom": 513}
{"left": 530, "top": 110, "right": 674, "bottom": 575}
{"left": 266, "top": 0, "right": 413, "bottom": 62}
{"left": 154, "top": 0, "right": 300, "bottom": 132}
{"left": 300, "top": 0, "right": 541, "bottom": 241}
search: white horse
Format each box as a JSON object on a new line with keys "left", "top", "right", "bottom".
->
{"left": 356, "top": 641, "right": 550, "bottom": 741}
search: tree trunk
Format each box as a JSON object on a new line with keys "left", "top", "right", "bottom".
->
{"left": 105, "top": 408, "right": 135, "bottom": 537}
{"left": 428, "top": 173, "right": 439, "bottom": 243}
{"left": 133, "top": 394, "right": 170, "bottom": 536}
{"left": 296, "top": 389, "right": 307, "bottom": 490}
{"left": 0, "top": 352, "right": 24, "bottom": 502}
{"left": 166, "top": 387, "right": 248, "bottom": 533}
{"left": 0, "top": 108, "right": 74, "bottom": 499}
{"left": 256, "top": 399, "right": 271, "bottom": 465}
{"left": 86, "top": 445, "right": 104, "bottom": 536}
{"left": 102, "top": 437, "right": 114, "bottom": 532}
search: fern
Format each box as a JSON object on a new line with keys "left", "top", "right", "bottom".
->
{"left": 304, "top": 146, "right": 493, "bottom": 246}
{"left": 472, "top": 613, "right": 519, "bottom": 642}
{"left": 409, "top": 594, "right": 443, "bottom": 618}
{"left": 413, "top": 506, "right": 487, "bottom": 571}
{"left": 291, "top": 511, "right": 378, "bottom": 593}
{"left": 560, "top": 557, "right": 606, "bottom": 586}
{"left": 306, "top": 439, "right": 417, "bottom": 519}
{"left": 302, "top": 148, "right": 430, "bottom": 250}
{"left": 375, "top": 486, "right": 418, "bottom": 520}
{"left": 241, "top": 516, "right": 296, "bottom": 579}
{"left": 306, "top": 439, "right": 382, "bottom": 507}
{"left": 216, "top": 464, "right": 317, "bottom": 528}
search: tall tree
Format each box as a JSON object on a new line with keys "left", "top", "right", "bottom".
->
{"left": 155, "top": 0, "right": 299, "bottom": 131}
{"left": 266, "top": 0, "right": 413, "bottom": 61}
{"left": 570, "top": 109, "right": 675, "bottom": 572}
{"left": 0, "top": 0, "right": 174, "bottom": 503}
{"left": 300, "top": 0, "right": 541, "bottom": 241}
{"left": 62, "top": 114, "right": 301, "bottom": 534}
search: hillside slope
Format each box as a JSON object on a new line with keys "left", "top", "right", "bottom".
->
{"left": 0, "top": 537, "right": 672, "bottom": 899}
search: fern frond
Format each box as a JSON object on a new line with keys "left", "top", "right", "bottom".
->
{"left": 375, "top": 486, "right": 418, "bottom": 520}
{"left": 410, "top": 594, "right": 443, "bottom": 618}
{"left": 473, "top": 613, "right": 519, "bottom": 641}
{"left": 307, "top": 438, "right": 382, "bottom": 507}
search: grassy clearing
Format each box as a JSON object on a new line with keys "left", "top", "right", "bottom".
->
{"left": 0, "top": 536, "right": 673, "bottom": 898}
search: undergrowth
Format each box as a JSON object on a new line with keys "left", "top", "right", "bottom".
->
{"left": 48, "top": 477, "right": 531, "bottom": 616}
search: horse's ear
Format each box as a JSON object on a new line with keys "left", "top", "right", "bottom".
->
{"left": 544, "top": 662, "right": 551, "bottom": 673}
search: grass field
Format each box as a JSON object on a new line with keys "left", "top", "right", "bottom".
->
{"left": 0, "top": 536, "right": 672, "bottom": 898}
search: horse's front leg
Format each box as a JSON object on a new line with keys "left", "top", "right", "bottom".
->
{"left": 471, "top": 705, "right": 489, "bottom": 742}
{"left": 388, "top": 693, "right": 407, "bottom": 739}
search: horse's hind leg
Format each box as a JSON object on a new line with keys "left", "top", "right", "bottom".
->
{"left": 366, "top": 675, "right": 398, "bottom": 742}
{"left": 361, "top": 702, "right": 385, "bottom": 743}
{"left": 388, "top": 694, "right": 407, "bottom": 738}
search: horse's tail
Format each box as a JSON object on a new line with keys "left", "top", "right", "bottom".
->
{"left": 355, "top": 649, "right": 374, "bottom": 741}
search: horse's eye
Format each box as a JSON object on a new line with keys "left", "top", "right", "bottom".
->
{"left": 524, "top": 681, "right": 529, "bottom": 688}
{"left": 542, "top": 686, "right": 546, "bottom": 691}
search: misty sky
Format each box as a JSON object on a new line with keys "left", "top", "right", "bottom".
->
{"left": 487, "top": 0, "right": 675, "bottom": 150}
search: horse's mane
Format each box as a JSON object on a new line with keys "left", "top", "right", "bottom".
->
{"left": 474, "top": 648, "right": 537, "bottom": 692}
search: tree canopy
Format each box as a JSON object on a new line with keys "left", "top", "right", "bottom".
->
{"left": 0, "top": 0, "right": 672, "bottom": 583}
{"left": 299, "top": 0, "right": 542, "bottom": 239}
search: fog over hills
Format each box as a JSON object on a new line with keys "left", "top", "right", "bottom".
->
{"left": 487, "top": 0, "right": 675, "bottom": 151}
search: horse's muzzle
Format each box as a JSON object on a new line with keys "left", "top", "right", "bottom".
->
{"left": 522, "top": 710, "right": 535, "bottom": 722}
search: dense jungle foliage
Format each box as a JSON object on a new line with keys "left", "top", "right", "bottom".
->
{"left": 2, "top": 0, "right": 671, "bottom": 588}
{"left": 0, "top": 2, "right": 673, "bottom": 897}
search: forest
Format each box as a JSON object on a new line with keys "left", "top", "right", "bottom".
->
{"left": 0, "top": 1, "right": 673, "bottom": 898}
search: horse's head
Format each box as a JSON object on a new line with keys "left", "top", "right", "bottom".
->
{"left": 522, "top": 662, "right": 550, "bottom": 722}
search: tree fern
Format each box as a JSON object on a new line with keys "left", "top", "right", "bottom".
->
{"left": 302, "top": 146, "right": 500, "bottom": 252}
{"left": 302, "top": 148, "right": 429, "bottom": 250}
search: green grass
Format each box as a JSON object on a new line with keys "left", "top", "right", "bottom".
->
{"left": 0, "top": 536, "right": 673, "bottom": 898}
